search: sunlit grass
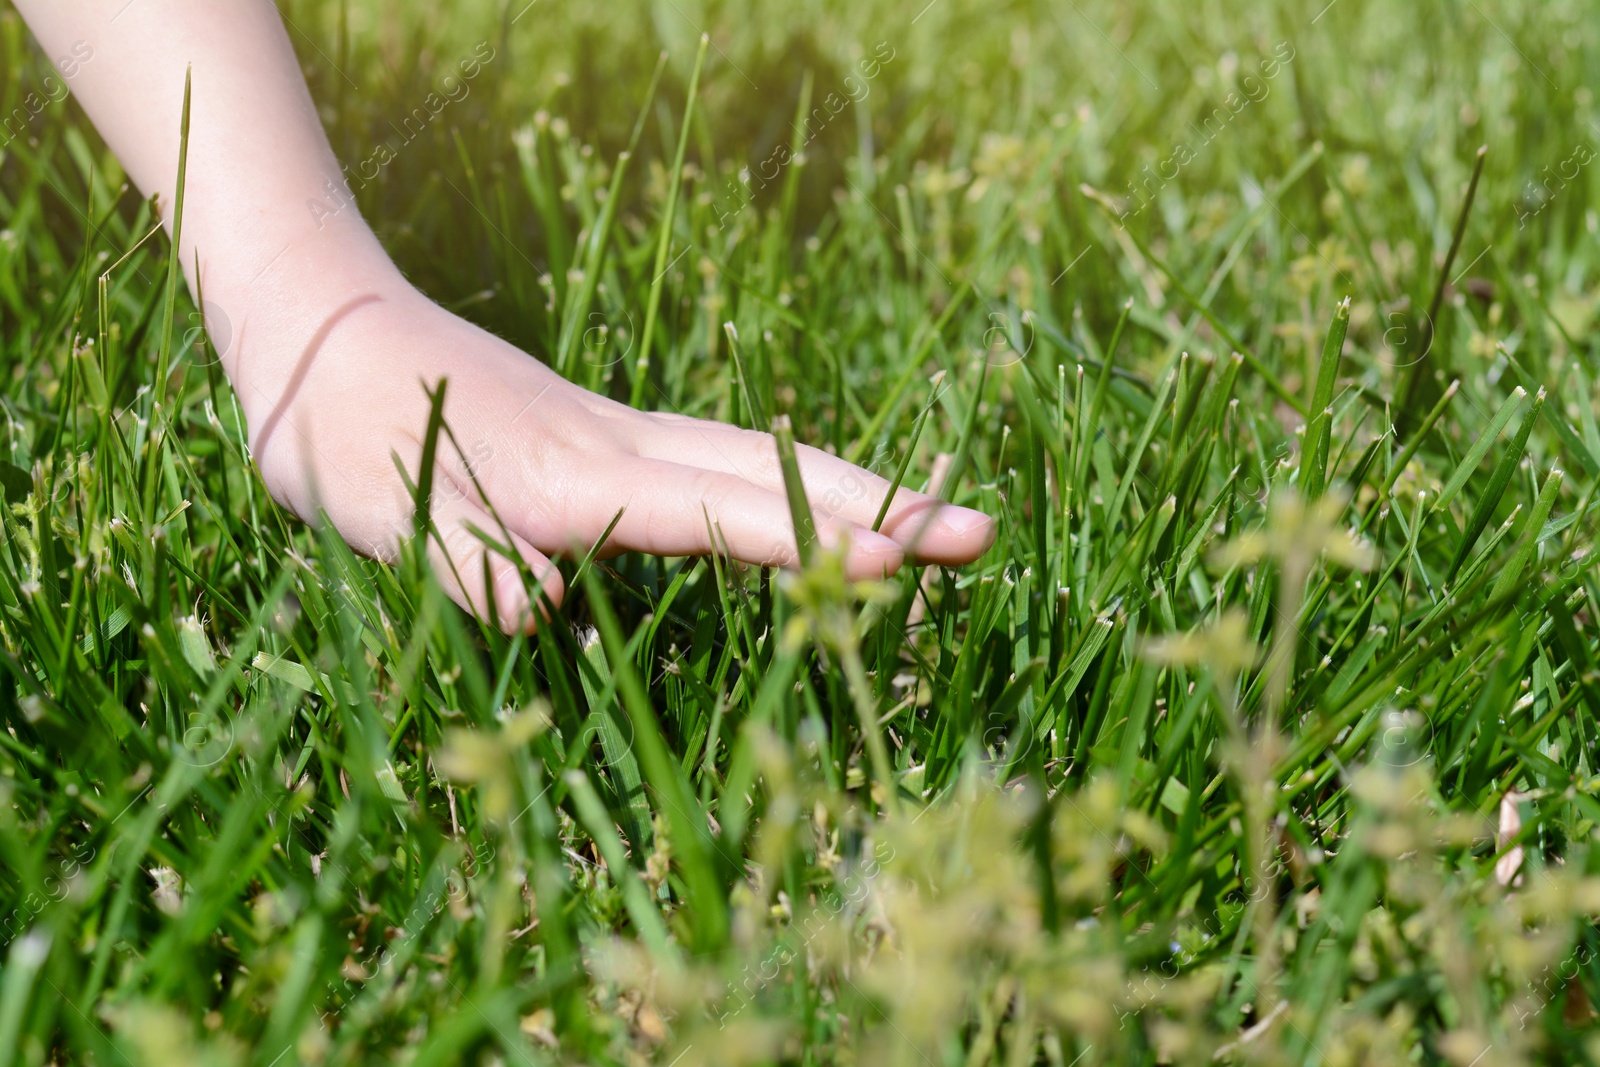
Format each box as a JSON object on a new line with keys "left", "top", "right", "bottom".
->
{"left": 4, "top": 1, "right": 1600, "bottom": 1064}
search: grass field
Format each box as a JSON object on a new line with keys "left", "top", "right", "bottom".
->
{"left": 5, "top": 0, "right": 1600, "bottom": 1063}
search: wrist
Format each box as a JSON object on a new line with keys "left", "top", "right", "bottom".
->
{"left": 195, "top": 216, "right": 417, "bottom": 431}
{"left": 194, "top": 210, "right": 402, "bottom": 319}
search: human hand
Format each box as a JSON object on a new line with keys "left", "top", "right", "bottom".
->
{"left": 8, "top": 0, "right": 995, "bottom": 634}
{"left": 233, "top": 259, "right": 995, "bottom": 632}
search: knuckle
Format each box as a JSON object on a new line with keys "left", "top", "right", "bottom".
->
{"left": 688, "top": 468, "right": 736, "bottom": 515}
{"left": 438, "top": 520, "right": 486, "bottom": 570}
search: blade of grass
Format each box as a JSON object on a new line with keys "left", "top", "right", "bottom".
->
{"left": 872, "top": 372, "right": 943, "bottom": 532}
{"left": 1446, "top": 387, "right": 1545, "bottom": 584}
{"left": 1395, "top": 144, "right": 1488, "bottom": 427}
{"left": 1302, "top": 296, "right": 1350, "bottom": 500}
{"left": 1489, "top": 466, "right": 1563, "bottom": 602}
{"left": 771, "top": 414, "right": 817, "bottom": 567}
{"left": 629, "top": 34, "right": 709, "bottom": 408}
{"left": 580, "top": 568, "right": 729, "bottom": 952}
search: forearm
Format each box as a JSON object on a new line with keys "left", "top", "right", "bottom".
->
{"left": 12, "top": 0, "right": 397, "bottom": 371}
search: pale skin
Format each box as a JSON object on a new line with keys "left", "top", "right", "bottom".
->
{"left": 13, "top": 2, "right": 995, "bottom": 632}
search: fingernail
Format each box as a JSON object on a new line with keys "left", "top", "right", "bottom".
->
{"left": 936, "top": 506, "right": 994, "bottom": 538}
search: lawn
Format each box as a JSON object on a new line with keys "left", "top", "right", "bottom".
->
{"left": 3, "top": 0, "right": 1600, "bottom": 1063}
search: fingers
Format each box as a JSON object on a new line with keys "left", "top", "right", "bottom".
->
{"left": 790, "top": 440, "right": 995, "bottom": 564}
{"left": 425, "top": 494, "right": 564, "bottom": 633}
{"left": 638, "top": 421, "right": 996, "bottom": 565}
{"left": 586, "top": 458, "right": 905, "bottom": 579}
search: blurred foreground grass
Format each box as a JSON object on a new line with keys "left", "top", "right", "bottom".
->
{"left": 5, "top": 0, "right": 1600, "bottom": 1063}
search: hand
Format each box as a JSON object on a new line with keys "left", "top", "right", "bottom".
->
{"left": 233, "top": 259, "right": 996, "bottom": 632}
{"left": 7, "top": 0, "right": 995, "bottom": 633}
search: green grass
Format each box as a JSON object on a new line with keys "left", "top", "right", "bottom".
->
{"left": 5, "top": 0, "right": 1600, "bottom": 1063}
